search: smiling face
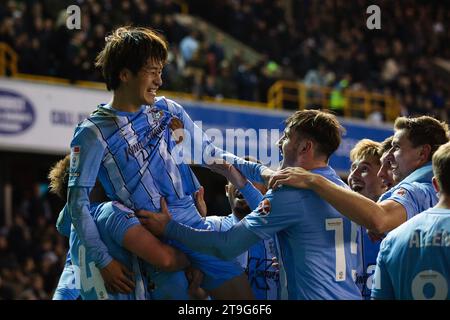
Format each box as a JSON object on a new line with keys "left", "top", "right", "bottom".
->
{"left": 377, "top": 151, "right": 395, "bottom": 188}
{"left": 277, "top": 126, "right": 301, "bottom": 169}
{"left": 125, "top": 58, "right": 163, "bottom": 106}
{"left": 390, "top": 129, "right": 426, "bottom": 182}
{"left": 348, "top": 156, "right": 386, "bottom": 201}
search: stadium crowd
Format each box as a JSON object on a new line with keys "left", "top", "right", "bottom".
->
{"left": 0, "top": 184, "right": 66, "bottom": 299}
{"left": 1, "top": 0, "right": 449, "bottom": 120}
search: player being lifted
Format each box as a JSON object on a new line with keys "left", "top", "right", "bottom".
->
{"left": 49, "top": 155, "right": 193, "bottom": 300}
{"left": 139, "top": 110, "right": 363, "bottom": 300}
{"left": 61, "top": 26, "right": 268, "bottom": 299}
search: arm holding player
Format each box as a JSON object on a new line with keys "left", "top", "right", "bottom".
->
{"left": 268, "top": 167, "right": 407, "bottom": 234}
{"left": 137, "top": 199, "right": 261, "bottom": 261}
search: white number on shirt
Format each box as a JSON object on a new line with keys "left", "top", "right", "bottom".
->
{"left": 326, "top": 218, "right": 359, "bottom": 282}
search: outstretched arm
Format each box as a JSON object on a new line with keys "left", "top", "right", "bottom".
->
{"left": 168, "top": 99, "right": 272, "bottom": 184}
{"left": 269, "top": 167, "right": 407, "bottom": 233}
{"left": 137, "top": 199, "right": 261, "bottom": 261}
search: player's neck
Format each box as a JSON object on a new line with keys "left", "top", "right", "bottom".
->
{"left": 110, "top": 91, "right": 141, "bottom": 113}
{"left": 435, "top": 194, "right": 450, "bottom": 210}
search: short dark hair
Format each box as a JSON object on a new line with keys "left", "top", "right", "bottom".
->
{"left": 394, "top": 116, "right": 449, "bottom": 161}
{"left": 95, "top": 26, "right": 168, "bottom": 90}
{"left": 432, "top": 142, "right": 450, "bottom": 195}
{"left": 48, "top": 155, "right": 70, "bottom": 200}
{"left": 379, "top": 136, "right": 393, "bottom": 155}
{"left": 285, "top": 110, "right": 344, "bottom": 160}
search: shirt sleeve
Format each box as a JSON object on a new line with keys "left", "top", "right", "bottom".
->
{"left": 242, "top": 187, "right": 304, "bottom": 240}
{"left": 68, "top": 124, "right": 106, "bottom": 188}
{"left": 164, "top": 98, "right": 268, "bottom": 184}
{"left": 370, "top": 238, "right": 395, "bottom": 300}
{"left": 164, "top": 219, "right": 262, "bottom": 261}
{"left": 239, "top": 182, "right": 264, "bottom": 210}
{"left": 56, "top": 204, "right": 71, "bottom": 238}
{"left": 67, "top": 187, "right": 112, "bottom": 269}
{"left": 105, "top": 202, "right": 141, "bottom": 246}
{"left": 386, "top": 182, "right": 428, "bottom": 220}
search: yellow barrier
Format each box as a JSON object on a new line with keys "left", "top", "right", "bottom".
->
{"left": 0, "top": 43, "right": 18, "bottom": 76}
{"left": 267, "top": 80, "right": 401, "bottom": 122}
{"left": 1, "top": 41, "right": 402, "bottom": 121}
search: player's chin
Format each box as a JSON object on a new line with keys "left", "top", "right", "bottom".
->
{"left": 143, "top": 93, "right": 156, "bottom": 105}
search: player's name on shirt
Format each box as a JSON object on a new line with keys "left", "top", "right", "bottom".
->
{"left": 409, "top": 229, "right": 450, "bottom": 248}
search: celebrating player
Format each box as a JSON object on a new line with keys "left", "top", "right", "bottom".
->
{"left": 372, "top": 142, "right": 450, "bottom": 300}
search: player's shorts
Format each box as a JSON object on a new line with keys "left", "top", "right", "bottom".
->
{"left": 53, "top": 255, "right": 81, "bottom": 300}
{"left": 166, "top": 200, "right": 244, "bottom": 291}
{"left": 145, "top": 269, "right": 190, "bottom": 300}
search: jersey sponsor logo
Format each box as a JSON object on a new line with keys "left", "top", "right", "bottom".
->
{"left": 256, "top": 199, "right": 271, "bottom": 216}
{"left": 70, "top": 146, "right": 80, "bottom": 171}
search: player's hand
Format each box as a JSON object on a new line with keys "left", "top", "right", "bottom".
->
{"left": 260, "top": 167, "right": 275, "bottom": 187}
{"left": 194, "top": 186, "right": 207, "bottom": 218}
{"left": 271, "top": 257, "right": 280, "bottom": 271}
{"left": 100, "top": 259, "right": 135, "bottom": 294}
{"left": 268, "top": 167, "right": 318, "bottom": 190}
{"left": 209, "top": 162, "right": 247, "bottom": 189}
{"left": 185, "top": 267, "right": 208, "bottom": 300}
{"left": 136, "top": 198, "right": 172, "bottom": 237}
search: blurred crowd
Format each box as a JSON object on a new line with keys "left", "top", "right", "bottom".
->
{"left": 0, "top": 0, "right": 449, "bottom": 119}
{"left": 0, "top": 183, "right": 66, "bottom": 299}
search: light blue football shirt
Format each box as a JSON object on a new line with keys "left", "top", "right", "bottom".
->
{"left": 371, "top": 207, "right": 450, "bottom": 300}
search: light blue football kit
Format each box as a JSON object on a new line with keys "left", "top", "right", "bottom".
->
{"left": 55, "top": 203, "right": 189, "bottom": 300}
{"left": 62, "top": 97, "right": 263, "bottom": 290}
{"left": 164, "top": 166, "right": 363, "bottom": 299}
{"left": 360, "top": 163, "right": 438, "bottom": 297}
{"left": 206, "top": 183, "right": 280, "bottom": 300}
{"left": 371, "top": 207, "right": 450, "bottom": 300}
{"left": 69, "top": 201, "right": 146, "bottom": 300}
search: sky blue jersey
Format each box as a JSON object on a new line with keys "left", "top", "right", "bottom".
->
{"left": 206, "top": 214, "right": 280, "bottom": 300}
{"left": 165, "top": 166, "right": 363, "bottom": 300}
{"left": 69, "top": 201, "right": 147, "bottom": 300}
{"left": 361, "top": 163, "right": 438, "bottom": 297}
{"left": 65, "top": 97, "right": 262, "bottom": 287}
{"left": 372, "top": 207, "right": 450, "bottom": 300}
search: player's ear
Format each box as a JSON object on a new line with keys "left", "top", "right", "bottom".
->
{"left": 432, "top": 176, "right": 440, "bottom": 193}
{"left": 225, "top": 184, "right": 229, "bottom": 196}
{"left": 298, "top": 140, "right": 313, "bottom": 156}
{"left": 119, "top": 68, "right": 132, "bottom": 83}
{"left": 419, "top": 144, "right": 431, "bottom": 163}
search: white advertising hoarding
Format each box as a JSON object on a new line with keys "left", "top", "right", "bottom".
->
{"left": 0, "top": 78, "right": 111, "bottom": 154}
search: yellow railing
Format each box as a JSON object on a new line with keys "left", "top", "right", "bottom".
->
{"left": 1, "top": 41, "right": 401, "bottom": 120}
{"left": 0, "top": 42, "right": 18, "bottom": 76}
{"left": 173, "top": 0, "right": 189, "bottom": 14}
{"left": 268, "top": 80, "right": 401, "bottom": 122}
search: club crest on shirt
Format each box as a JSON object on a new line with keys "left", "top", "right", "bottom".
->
{"left": 70, "top": 146, "right": 80, "bottom": 171}
{"left": 169, "top": 117, "right": 184, "bottom": 144}
{"left": 150, "top": 109, "right": 164, "bottom": 124}
{"left": 256, "top": 199, "right": 271, "bottom": 216}
{"left": 394, "top": 188, "right": 407, "bottom": 197}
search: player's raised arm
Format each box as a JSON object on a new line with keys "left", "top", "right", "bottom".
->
{"left": 165, "top": 98, "right": 272, "bottom": 184}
